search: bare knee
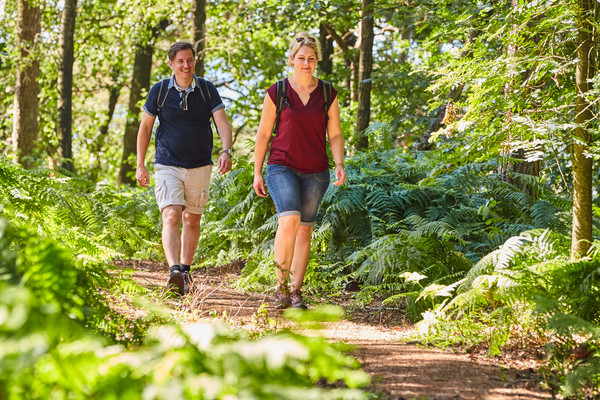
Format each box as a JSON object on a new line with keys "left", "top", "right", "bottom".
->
{"left": 162, "top": 205, "right": 182, "bottom": 227}
{"left": 277, "top": 215, "right": 300, "bottom": 236}
{"left": 297, "top": 225, "right": 313, "bottom": 240}
{"left": 182, "top": 211, "right": 201, "bottom": 228}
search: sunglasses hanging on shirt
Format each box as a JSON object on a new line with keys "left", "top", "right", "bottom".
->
{"left": 179, "top": 90, "right": 188, "bottom": 111}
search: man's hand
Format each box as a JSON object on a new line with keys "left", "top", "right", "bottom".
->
{"left": 136, "top": 165, "right": 150, "bottom": 187}
{"left": 218, "top": 153, "right": 232, "bottom": 175}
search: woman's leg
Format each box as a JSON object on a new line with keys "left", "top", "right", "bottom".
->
{"left": 290, "top": 225, "right": 314, "bottom": 290}
{"left": 291, "top": 169, "right": 330, "bottom": 291}
{"left": 273, "top": 214, "right": 301, "bottom": 287}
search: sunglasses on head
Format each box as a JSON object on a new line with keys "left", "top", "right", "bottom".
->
{"left": 296, "top": 36, "right": 316, "bottom": 43}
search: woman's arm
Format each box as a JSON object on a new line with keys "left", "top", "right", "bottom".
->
{"left": 253, "top": 94, "right": 277, "bottom": 197}
{"left": 326, "top": 97, "right": 346, "bottom": 186}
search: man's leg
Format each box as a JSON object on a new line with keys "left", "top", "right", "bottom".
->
{"left": 162, "top": 205, "right": 185, "bottom": 294}
{"left": 179, "top": 165, "right": 211, "bottom": 294}
{"left": 162, "top": 205, "right": 183, "bottom": 266}
{"left": 181, "top": 211, "right": 202, "bottom": 265}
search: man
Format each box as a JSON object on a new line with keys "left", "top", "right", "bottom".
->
{"left": 136, "top": 42, "right": 233, "bottom": 295}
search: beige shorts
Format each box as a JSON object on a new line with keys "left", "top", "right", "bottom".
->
{"left": 155, "top": 164, "right": 212, "bottom": 214}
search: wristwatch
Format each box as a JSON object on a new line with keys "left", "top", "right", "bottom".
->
{"left": 221, "top": 149, "right": 232, "bottom": 157}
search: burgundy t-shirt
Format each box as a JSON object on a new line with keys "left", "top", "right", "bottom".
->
{"left": 267, "top": 79, "right": 338, "bottom": 173}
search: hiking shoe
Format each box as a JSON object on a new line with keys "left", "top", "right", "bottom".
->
{"left": 274, "top": 288, "right": 292, "bottom": 309}
{"left": 167, "top": 270, "right": 184, "bottom": 296}
{"left": 182, "top": 270, "right": 193, "bottom": 295}
{"left": 290, "top": 289, "right": 308, "bottom": 309}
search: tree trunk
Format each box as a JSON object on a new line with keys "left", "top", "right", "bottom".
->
{"left": 353, "top": 0, "right": 374, "bottom": 150}
{"left": 319, "top": 23, "right": 333, "bottom": 76}
{"left": 191, "top": 0, "right": 206, "bottom": 77}
{"left": 571, "top": 0, "right": 597, "bottom": 260}
{"left": 118, "top": 46, "right": 155, "bottom": 186}
{"left": 321, "top": 21, "right": 358, "bottom": 107}
{"left": 498, "top": 0, "right": 542, "bottom": 197}
{"left": 57, "top": 0, "right": 78, "bottom": 173}
{"left": 415, "top": 26, "right": 484, "bottom": 151}
{"left": 118, "top": 19, "right": 168, "bottom": 186}
{"left": 91, "top": 82, "right": 121, "bottom": 181}
{"left": 12, "top": 0, "right": 41, "bottom": 168}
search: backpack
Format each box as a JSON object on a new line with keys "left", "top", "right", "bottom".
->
{"left": 156, "top": 76, "right": 218, "bottom": 133}
{"left": 273, "top": 77, "right": 333, "bottom": 134}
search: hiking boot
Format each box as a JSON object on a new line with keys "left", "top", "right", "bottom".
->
{"left": 290, "top": 289, "right": 308, "bottom": 309}
{"left": 182, "top": 270, "right": 193, "bottom": 295}
{"left": 274, "top": 288, "right": 292, "bottom": 309}
{"left": 167, "top": 269, "right": 184, "bottom": 296}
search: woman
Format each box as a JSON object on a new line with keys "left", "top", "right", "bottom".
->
{"left": 253, "top": 32, "right": 346, "bottom": 309}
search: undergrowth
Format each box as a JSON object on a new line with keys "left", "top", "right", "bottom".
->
{"left": 198, "top": 149, "right": 596, "bottom": 396}
{"left": 0, "top": 158, "right": 370, "bottom": 399}
{"left": 2, "top": 146, "right": 597, "bottom": 397}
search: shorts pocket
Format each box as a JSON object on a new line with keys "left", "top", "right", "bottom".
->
{"left": 314, "top": 169, "right": 330, "bottom": 183}
{"left": 266, "top": 164, "right": 289, "bottom": 178}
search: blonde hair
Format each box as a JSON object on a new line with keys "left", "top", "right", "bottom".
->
{"left": 288, "top": 32, "right": 321, "bottom": 66}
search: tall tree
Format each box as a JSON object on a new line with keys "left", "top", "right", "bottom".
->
{"left": 321, "top": 21, "right": 358, "bottom": 106}
{"left": 571, "top": 0, "right": 597, "bottom": 260}
{"left": 12, "top": 0, "right": 41, "bottom": 168}
{"left": 57, "top": 0, "right": 78, "bottom": 173}
{"left": 354, "top": 0, "right": 374, "bottom": 150}
{"left": 91, "top": 73, "right": 122, "bottom": 181}
{"left": 117, "top": 19, "right": 168, "bottom": 186}
{"left": 500, "top": 0, "right": 542, "bottom": 197}
{"left": 318, "top": 23, "right": 334, "bottom": 76}
{"left": 191, "top": 0, "right": 206, "bottom": 77}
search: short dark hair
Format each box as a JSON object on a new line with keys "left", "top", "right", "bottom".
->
{"left": 168, "top": 42, "right": 195, "bottom": 62}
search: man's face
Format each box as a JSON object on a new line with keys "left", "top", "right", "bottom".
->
{"left": 169, "top": 49, "right": 195, "bottom": 84}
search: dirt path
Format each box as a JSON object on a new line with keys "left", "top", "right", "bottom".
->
{"left": 122, "top": 260, "right": 556, "bottom": 400}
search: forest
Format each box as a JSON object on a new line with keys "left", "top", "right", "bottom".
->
{"left": 1, "top": 0, "right": 600, "bottom": 398}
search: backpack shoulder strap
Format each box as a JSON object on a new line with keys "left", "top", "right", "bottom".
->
{"left": 195, "top": 75, "right": 212, "bottom": 105}
{"left": 156, "top": 78, "right": 170, "bottom": 117}
{"left": 321, "top": 79, "right": 333, "bottom": 127}
{"left": 195, "top": 75, "right": 219, "bottom": 135}
{"left": 273, "top": 77, "right": 288, "bottom": 134}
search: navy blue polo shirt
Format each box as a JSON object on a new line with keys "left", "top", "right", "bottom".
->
{"left": 143, "top": 75, "right": 225, "bottom": 168}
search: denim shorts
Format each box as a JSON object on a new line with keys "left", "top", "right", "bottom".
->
{"left": 265, "top": 164, "right": 330, "bottom": 226}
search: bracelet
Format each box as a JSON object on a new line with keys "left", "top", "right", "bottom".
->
{"left": 335, "top": 162, "right": 345, "bottom": 169}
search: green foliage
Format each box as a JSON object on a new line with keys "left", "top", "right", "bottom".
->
{"left": 198, "top": 157, "right": 276, "bottom": 268}
{"left": 413, "top": 228, "right": 600, "bottom": 395}
{"left": 4, "top": 0, "right": 600, "bottom": 396}
{"left": 1, "top": 280, "right": 370, "bottom": 399}
{"left": 0, "top": 157, "right": 159, "bottom": 259}
{"left": 0, "top": 159, "right": 370, "bottom": 399}
{"left": 308, "top": 150, "right": 567, "bottom": 311}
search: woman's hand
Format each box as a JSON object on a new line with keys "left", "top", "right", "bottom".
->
{"left": 333, "top": 164, "right": 346, "bottom": 186}
{"left": 253, "top": 175, "right": 268, "bottom": 197}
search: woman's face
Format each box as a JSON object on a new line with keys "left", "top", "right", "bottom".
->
{"left": 290, "top": 45, "right": 318, "bottom": 77}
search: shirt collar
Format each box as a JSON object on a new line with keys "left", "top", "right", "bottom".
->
{"left": 168, "top": 75, "right": 197, "bottom": 92}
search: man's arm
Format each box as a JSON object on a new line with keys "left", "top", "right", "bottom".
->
{"left": 136, "top": 112, "right": 156, "bottom": 188}
{"left": 213, "top": 107, "right": 233, "bottom": 175}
